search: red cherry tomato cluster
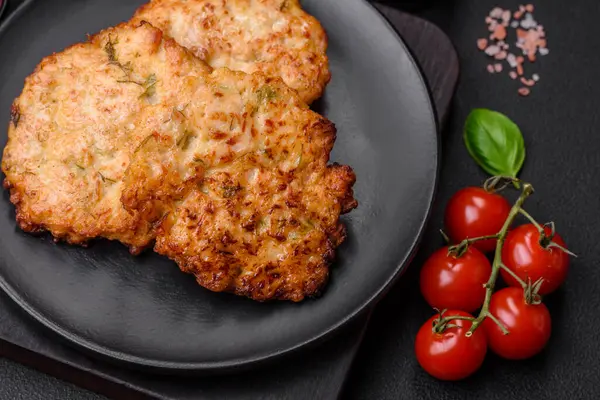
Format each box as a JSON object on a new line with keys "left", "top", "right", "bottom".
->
{"left": 415, "top": 182, "right": 573, "bottom": 381}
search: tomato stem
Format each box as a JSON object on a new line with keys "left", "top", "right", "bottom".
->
{"left": 483, "top": 175, "right": 521, "bottom": 193}
{"left": 439, "top": 229, "right": 451, "bottom": 244}
{"left": 447, "top": 234, "right": 499, "bottom": 257}
{"left": 465, "top": 182, "right": 535, "bottom": 336}
{"left": 432, "top": 314, "right": 476, "bottom": 334}
{"left": 524, "top": 277, "right": 544, "bottom": 305}
{"left": 499, "top": 263, "right": 528, "bottom": 289}
{"left": 547, "top": 241, "right": 578, "bottom": 257}
{"left": 484, "top": 311, "right": 509, "bottom": 335}
{"left": 519, "top": 209, "right": 544, "bottom": 234}
{"left": 519, "top": 213, "right": 578, "bottom": 256}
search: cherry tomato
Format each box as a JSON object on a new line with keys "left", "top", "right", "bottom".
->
{"left": 483, "top": 287, "right": 551, "bottom": 360}
{"left": 444, "top": 187, "right": 511, "bottom": 253}
{"left": 420, "top": 246, "right": 491, "bottom": 313}
{"left": 501, "top": 224, "right": 570, "bottom": 295}
{"left": 415, "top": 310, "right": 487, "bottom": 381}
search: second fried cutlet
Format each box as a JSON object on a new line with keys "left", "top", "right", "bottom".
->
{"left": 132, "top": 0, "right": 331, "bottom": 104}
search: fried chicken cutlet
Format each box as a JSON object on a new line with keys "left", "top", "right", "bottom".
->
{"left": 2, "top": 21, "right": 357, "bottom": 301}
{"left": 120, "top": 68, "right": 357, "bottom": 302}
{"left": 131, "top": 0, "right": 330, "bottom": 104}
{"left": 2, "top": 21, "right": 216, "bottom": 251}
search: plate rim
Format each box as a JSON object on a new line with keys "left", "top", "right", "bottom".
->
{"left": 0, "top": 0, "right": 440, "bottom": 372}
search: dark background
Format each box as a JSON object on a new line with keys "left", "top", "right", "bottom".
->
{"left": 2, "top": 0, "right": 600, "bottom": 399}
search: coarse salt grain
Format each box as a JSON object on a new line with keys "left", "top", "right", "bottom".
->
{"left": 520, "top": 77, "right": 535, "bottom": 87}
{"left": 518, "top": 87, "right": 531, "bottom": 96}
{"left": 517, "top": 63, "right": 524, "bottom": 76}
{"left": 521, "top": 14, "right": 538, "bottom": 29}
{"left": 532, "top": 73, "right": 540, "bottom": 81}
{"left": 490, "top": 7, "right": 504, "bottom": 18}
{"left": 495, "top": 51, "right": 508, "bottom": 60}
{"left": 539, "top": 47, "right": 549, "bottom": 56}
{"left": 493, "top": 25, "right": 507, "bottom": 40}
{"left": 485, "top": 45, "right": 501, "bottom": 56}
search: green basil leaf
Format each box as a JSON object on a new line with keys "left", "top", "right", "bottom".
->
{"left": 463, "top": 108, "right": 526, "bottom": 177}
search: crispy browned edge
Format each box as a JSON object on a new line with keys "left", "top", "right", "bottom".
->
{"left": 131, "top": 0, "right": 332, "bottom": 104}
{"left": 1, "top": 20, "right": 199, "bottom": 252}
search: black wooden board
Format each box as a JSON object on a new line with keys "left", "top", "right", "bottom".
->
{"left": 0, "top": 2, "right": 458, "bottom": 398}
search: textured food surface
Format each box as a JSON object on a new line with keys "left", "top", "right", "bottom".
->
{"left": 2, "top": 21, "right": 213, "bottom": 251}
{"left": 2, "top": 22, "right": 356, "bottom": 301}
{"left": 121, "top": 67, "right": 357, "bottom": 302}
{"left": 132, "top": 0, "right": 330, "bottom": 104}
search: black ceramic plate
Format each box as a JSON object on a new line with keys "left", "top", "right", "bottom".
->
{"left": 0, "top": 0, "right": 438, "bottom": 372}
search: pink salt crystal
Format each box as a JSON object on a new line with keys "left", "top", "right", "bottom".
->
{"left": 510, "top": 71, "right": 518, "bottom": 79}
{"left": 502, "top": 10, "right": 512, "bottom": 23}
{"left": 518, "top": 87, "right": 531, "bottom": 96}
{"left": 487, "top": 64, "right": 495, "bottom": 73}
{"left": 477, "top": 38, "right": 488, "bottom": 50}
{"left": 490, "top": 7, "right": 504, "bottom": 18}
{"left": 495, "top": 51, "right": 508, "bottom": 60}
{"left": 521, "top": 29, "right": 542, "bottom": 60}
{"left": 493, "top": 25, "right": 507, "bottom": 40}
{"left": 537, "top": 29, "right": 546, "bottom": 40}
{"left": 494, "top": 63, "right": 503, "bottom": 72}
{"left": 485, "top": 45, "right": 501, "bottom": 56}
{"left": 525, "top": 4, "right": 534, "bottom": 12}
{"left": 520, "top": 77, "right": 535, "bottom": 87}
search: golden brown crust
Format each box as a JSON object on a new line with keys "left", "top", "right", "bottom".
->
{"left": 2, "top": 20, "right": 356, "bottom": 302}
{"left": 1, "top": 21, "right": 211, "bottom": 250}
{"left": 132, "top": 0, "right": 331, "bottom": 104}
{"left": 121, "top": 70, "right": 357, "bottom": 302}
